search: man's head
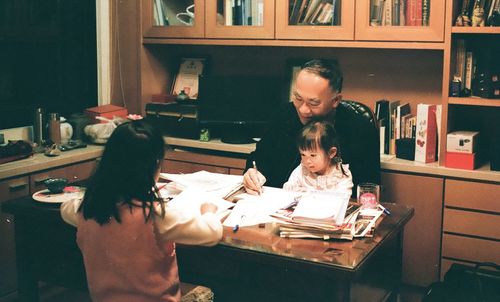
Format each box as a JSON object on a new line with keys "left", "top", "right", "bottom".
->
{"left": 291, "top": 59, "right": 343, "bottom": 124}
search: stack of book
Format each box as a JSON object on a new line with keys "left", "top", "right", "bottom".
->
{"left": 271, "top": 193, "right": 385, "bottom": 240}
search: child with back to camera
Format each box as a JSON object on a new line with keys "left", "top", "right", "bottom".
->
{"left": 283, "top": 119, "right": 353, "bottom": 197}
{"left": 60, "top": 120, "right": 222, "bottom": 302}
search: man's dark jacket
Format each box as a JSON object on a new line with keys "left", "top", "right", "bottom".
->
{"left": 246, "top": 102, "right": 381, "bottom": 196}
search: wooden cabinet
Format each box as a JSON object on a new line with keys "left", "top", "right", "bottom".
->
{"left": 163, "top": 149, "right": 246, "bottom": 175}
{"left": 441, "top": 179, "right": 500, "bottom": 279}
{"left": 0, "top": 159, "right": 98, "bottom": 296}
{"left": 141, "top": 0, "right": 446, "bottom": 42}
{"left": 0, "top": 176, "right": 29, "bottom": 296}
{"left": 381, "top": 171, "right": 444, "bottom": 287}
{"left": 30, "top": 160, "right": 98, "bottom": 194}
{"left": 355, "top": 0, "right": 445, "bottom": 41}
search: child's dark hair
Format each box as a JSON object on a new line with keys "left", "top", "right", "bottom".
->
{"left": 80, "top": 119, "right": 166, "bottom": 225}
{"left": 297, "top": 119, "right": 347, "bottom": 176}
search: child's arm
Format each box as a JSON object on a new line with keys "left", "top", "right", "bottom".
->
{"left": 60, "top": 198, "right": 83, "bottom": 227}
{"left": 282, "top": 165, "right": 303, "bottom": 191}
{"left": 336, "top": 164, "right": 354, "bottom": 198}
{"left": 154, "top": 205, "right": 223, "bottom": 246}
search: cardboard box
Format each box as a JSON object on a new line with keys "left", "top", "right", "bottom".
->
{"left": 445, "top": 152, "right": 478, "bottom": 170}
{"left": 446, "top": 131, "right": 479, "bottom": 154}
{"left": 414, "top": 104, "right": 437, "bottom": 163}
{"left": 85, "top": 105, "right": 128, "bottom": 124}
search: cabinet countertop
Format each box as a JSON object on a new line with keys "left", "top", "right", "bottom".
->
{"left": 0, "top": 145, "right": 104, "bottom": 180}
{"left": 165, "top": 137, "right": 500, "bottom": 183}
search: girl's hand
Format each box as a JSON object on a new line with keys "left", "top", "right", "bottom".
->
{"left": 200, "top": 202, "right": 218, "bottom": 214}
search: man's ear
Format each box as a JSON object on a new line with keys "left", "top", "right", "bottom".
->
{"left": 332, "top": 93, "right": 342, "bottom": 109}
{"left": 328, "top": 147, "right": 337, "bottom": 159}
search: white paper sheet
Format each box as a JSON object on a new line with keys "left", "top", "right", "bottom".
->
{"left": 222, "top": 186, "right": 299, "bottom": 227}
{"left": 167, "top": 188, "right": 235, "bottom": 217}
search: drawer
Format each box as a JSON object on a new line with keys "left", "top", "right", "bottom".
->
{"left": 30, "top": 160, "right": 97, "bottom": 194}
{"left": 0, "top": 176, "right": 30, "bottom": 201}
{"left": 440, "top": 258, "right": 499, "bottom": 281}
{"left": 442, "top": 233, "right": 500, "bottom": 264}
{"left": 444, "top": 179, "right": 500, "bottom": 213}
{"left": 444, "top": 208, "right": 500, "bottom": 240}
{"left": 165, "top": 150, "right": 246, "bottom": 170}
{"left": 162, "top": 160, "right": 229, "bottom": 174}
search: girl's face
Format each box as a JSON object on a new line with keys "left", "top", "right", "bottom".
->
{"left": 299, "top": 146, "right": 336, "bottom": 175}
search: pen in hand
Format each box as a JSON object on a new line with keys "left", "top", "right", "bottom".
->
{"left": 252, "top": 161, "right": 263, "bottom": 195}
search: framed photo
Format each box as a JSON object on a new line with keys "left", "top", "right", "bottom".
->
{"left": 172, "top": 58, "right": 206, "bottom": 100}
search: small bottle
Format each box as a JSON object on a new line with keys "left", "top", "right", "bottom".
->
{"left": 49, "top": 113, "right": 61, "bottom": 145}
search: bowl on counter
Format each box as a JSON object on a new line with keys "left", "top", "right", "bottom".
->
{"left": 44, "top": 178, "right": 68, "bottom": 194}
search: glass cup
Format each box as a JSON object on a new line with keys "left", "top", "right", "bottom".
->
{"left": 357, "top": 183, "right": 380, "bottom": 209}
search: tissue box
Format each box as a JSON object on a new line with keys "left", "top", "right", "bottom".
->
{"left": 447, "top": 131, "right": 479, "bottom": 154}
{"left": 445, "top": 152, "right": 478, "bottom": 170}
{"left": 85, "top": 105, "right": 128, "bottom": 124}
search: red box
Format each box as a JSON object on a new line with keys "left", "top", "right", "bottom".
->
{"left": 445, "top": 152, "right": 478, "bottom": 170}
{"left": 85, "top": 104, "right": 128, "bottom": 124}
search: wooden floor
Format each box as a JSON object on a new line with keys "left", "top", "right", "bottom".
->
{"left": 0, "top": 283, "right": 426, "bottom": 302}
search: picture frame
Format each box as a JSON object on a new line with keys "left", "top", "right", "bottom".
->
{"left": 172, "top": 58, "right": 206, "bottom": 100}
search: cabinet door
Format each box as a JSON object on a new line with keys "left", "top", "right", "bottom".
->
{"left": 0, "top": 176, "right": 29, "bottom": 296}
{"left": 381, "top": 171, "right": 443, "bottom": 287}
{"left": 205, "top": 0, "right": 275, "bottom": 39}
{"left": 276, "top": 0, "right": 355, "bottom": 40}
{"left": 143, "top": 0, "right": 205, "bottom": 38}
{"left": 30, "top": 160, "right": 98, "bottom": 194}
{"left": 355, "top": 0, "right": 445, "bottom": 42}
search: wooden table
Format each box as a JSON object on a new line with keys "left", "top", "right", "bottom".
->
{"left": 2, "top": 197, "right": 413, "bottom": 302}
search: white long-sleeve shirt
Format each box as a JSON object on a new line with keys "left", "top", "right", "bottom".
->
{"left": 60, "top": 198, "right": 223, "bottom": 246}
{"left": 283, "top": 163, "right": 353, "bottom": 198}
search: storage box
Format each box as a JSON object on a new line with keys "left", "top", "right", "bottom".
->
{"left": 447, "top": 131, "right": 479, "bottom": 154}
{"left": 85, "top": 105, "right": 128, "bottom": 124}
{"left": 414, "top": 104, "right": 438, "bottom": 163}
{"left": 445, "top": 152, "right": 478, "bottom": 170}
{"left": 145, "top": 102, "right": 199, "bottom": 139}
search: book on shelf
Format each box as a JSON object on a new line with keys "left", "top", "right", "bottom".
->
{"left": 464, "top": 50, "right": 476, "bottom": 96}
{"left": 395, "top": 103, "right": 411, "bottom": 140}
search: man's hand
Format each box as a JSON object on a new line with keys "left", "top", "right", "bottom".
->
{"left": 243, "top": 168, "right": 266, "bottom": 195}
{"left": 200, "top": 202, "right": 218, "bottom": 214}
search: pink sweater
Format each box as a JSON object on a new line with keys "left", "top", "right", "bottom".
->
{"left": 77, "top": 206, "right": 180, "bottom": 302}
{"left": 65, "top": 200, "right": 223, "bottom": 302}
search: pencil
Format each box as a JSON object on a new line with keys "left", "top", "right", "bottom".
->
{"left": 252, "top": 161, "right": 262, "bottom": 194}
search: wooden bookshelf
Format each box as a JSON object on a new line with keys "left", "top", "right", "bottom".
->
{"left": 448, "top": 97, "right": 500, "bottom": 107}
{"left": 111, "top": 1, "right": 500, "bottom": 287}
{"left": 451, "top": 27, "right": 500, "bottom": 34}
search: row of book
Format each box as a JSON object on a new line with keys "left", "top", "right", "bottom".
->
{"left": 224, "top": 0, "right": 264, "bottom": 26}
{"left": 288, "top": 0, "right": 340, "bottom": 26}
{"left": 375, "top": 101, "right": 441, "bottom": 163}
{"left": 371, "top": 0, "right": 430, "bottom": 26}
{"left": 453, "top": 39, "right": 500, "bottom": 99}
{"left": 455, "top": 0, "right": 500, "bottom": 27}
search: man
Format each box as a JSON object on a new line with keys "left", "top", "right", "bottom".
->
{"left": 243, "top": 59, "right": 380, "bottom": 196}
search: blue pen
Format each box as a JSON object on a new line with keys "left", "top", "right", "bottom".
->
{"left": 378, "top": 204, "right": 391, "bottom": 216}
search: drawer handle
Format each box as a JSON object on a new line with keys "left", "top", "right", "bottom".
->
{"left": 9, "top": 182, "right": 28, "bottom": 192}
{"left": 34, "top": 177, "right": 51, "bottom": 185}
